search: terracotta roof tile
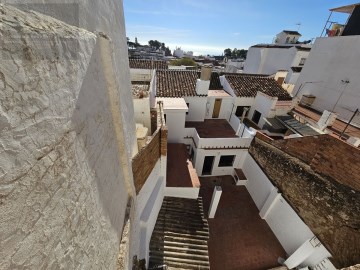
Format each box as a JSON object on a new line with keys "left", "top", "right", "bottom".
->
{"left": 156, "top": 70, "right": 223, "bottom": 97}
{"left": 129, "top": 59, "right": 168, "bottom": 69}
{"left": 225, "top": 74, "right": 292, "bottom": 101}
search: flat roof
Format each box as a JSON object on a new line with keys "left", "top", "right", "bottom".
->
{"left": 276, "top": 115, "right": 322, "bottom": 136}
{"left": 330, "top": 2, "right": 360, "bottom": 13}
{"left": 208, "top": 90, "right": 231, "bottom": 97}
{"left": 156, "top": 97, "right": 188, "bottom": 110}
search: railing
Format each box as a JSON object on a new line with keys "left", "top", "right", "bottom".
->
{"left": 197, "top": 136, "right": 252, "bottom": 149}
{"left": 185, "top": 127, "right": 253, "bottom": 149}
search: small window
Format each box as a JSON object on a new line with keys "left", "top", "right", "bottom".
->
{"left": 186, "top": 103, "right": 189, "bottom": 115}
{"left": 299, "top": 58, "right": 306, "bottom": 66}
{"left": 252, "top": 110, "right": 261, "bottom": 124}
{"left": 218, "top": 155, "right": 235, "bottom": 167}
{"left": 235, "top": 106, "right": 250, "bottom": 117}
{"left": 164, "top": 114, "right": 166, "bottom": 124}
{"left": 285, "top": 37, "right": 290, "bottom": 43}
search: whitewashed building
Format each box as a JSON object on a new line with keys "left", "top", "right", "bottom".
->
{"left": 292, "top": 3, "right": 360, "bottom": 123}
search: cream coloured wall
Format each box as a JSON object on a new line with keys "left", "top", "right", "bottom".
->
{"left": 0, "top": 2, "right": 138, "bottom": 269}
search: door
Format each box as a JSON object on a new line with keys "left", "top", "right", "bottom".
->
{"left": 212, "top": 99, "right": 222, "bottom": 118}
{"left": 252, "top": 110, "right": 262, "bottom": 124}
{"left": 202, "top": 156, "right": 215, "bottom": 175}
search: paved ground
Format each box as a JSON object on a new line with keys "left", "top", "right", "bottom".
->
{"left": 185, "top": 119, "right": 238, "bottom": 138}
{"left": 166, "top": 143, "right": 200, "bottom": 187}
{"left": 199, "top": 175, "right": 286, "bottom": 270}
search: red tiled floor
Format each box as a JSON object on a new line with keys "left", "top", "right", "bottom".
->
{"left": 166, "top": 143, "right": 200, "bottom": 187}
{"left": 185, "top": 119, "right": 238, "bottom": 138}
{"left": 199, "top": 176, "right": 286, "bottom": 270}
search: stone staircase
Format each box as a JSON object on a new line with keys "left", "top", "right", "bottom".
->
{"left": 149, "top": 197, "right": 210, "bottom": 270}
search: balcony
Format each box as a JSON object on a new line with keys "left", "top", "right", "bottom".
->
{"left": 184, "top": 117, "right": 254, "bottom": 149}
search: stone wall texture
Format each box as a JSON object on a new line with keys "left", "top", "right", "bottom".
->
{"left": 250, "top": 135, "right": 360, "bottom": 268}
{"left": 0, "top": 3, "right": 135, "bottom": 269}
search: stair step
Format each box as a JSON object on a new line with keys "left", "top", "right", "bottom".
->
{"left": 151, "top": 235, "right": 208, "bottom": 246}
{"left": 152, "top": 226, "right": 209, "bottom": 237}
{"left": 149, "top": 253, "right": 210, "bottom": 266}
{"left": 150, "top": 244, "right": 209, "bottom": 255}
{"left": 160, "top": 207, "right": 204, "bottom": 216}
{"left": 149, "top": 258, "right": 210, "bottom": 270}
{"left": 158, "top": 209, "right": 206, "bottom": 220}
{"left": 152, "top": 230, "right": 209, "bottom": 240}
{"left": 155, "top": 219, "right": 209, "bottom": 232}
{"left": 156, "top": 216, "right": 208, "bottom": 227}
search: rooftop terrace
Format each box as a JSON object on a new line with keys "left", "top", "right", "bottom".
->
{"left": 185, "top": 119, "right": 238, "bottom": 138}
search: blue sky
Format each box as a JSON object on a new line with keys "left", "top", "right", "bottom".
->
{"left": 123, "top": 0, "right": 354, "bottom": 55}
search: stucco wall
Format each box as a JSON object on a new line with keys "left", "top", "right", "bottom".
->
{"left": 248, "top": 92, "right": 277, "bottom": 128}
{"left": 185, "top": 97, "right": 207, "bottom": 122}
{"left": 194, "top": 148, "right": 247, "bottom": 176}
{"left": 164, "top": 110, "right": 186, "bottom": 143}
{"left": 0, "top": 3, "right": 137, "bottom": 269}
{"left": 205, "top": 97, "right": 233, "bottom": 120}
{"left": 293, "top": 36, "right": 360, "bottom": 121}
{"left": 244, "top": 47, "right": 297, "bottom": 75}
{"left": 133, "top": 98, "right": 151, "bottom": 130}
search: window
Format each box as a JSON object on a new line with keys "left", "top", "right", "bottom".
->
{"left": 186, "top": 103, "right": 189, "bottom": 115}
{"left": 164, "top": 114, "right": 166, "bottom": 124}
{"left": 299, "top": 58, "right": 306, "bottom": 66}
{"left": 252, "top": 110, "right": 261, "bottom": 124}
{"left": 235, "top": 106, "right": 250, "bottom": 117}
{"left": 218, "top": 155, "right": 235, "bottom": 167}
{"left": 285, "top": 37, "right": 290, "bottom": 43}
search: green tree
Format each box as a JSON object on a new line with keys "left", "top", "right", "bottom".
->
{"left": 165, "top": 46, "right": 172, "bottom": 56}
{"left": 224, "top": 48, "right": 232, "bottom": 57}
{"left": 169, "top": 57, "right": 197, "bottom": 66}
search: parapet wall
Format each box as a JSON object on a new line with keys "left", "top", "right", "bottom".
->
{"left": 250, "top": 135, "right": 360, "bottom": 268}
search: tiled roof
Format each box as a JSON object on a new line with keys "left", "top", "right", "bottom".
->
{"left": 156, "top": 70, "right": 223, "bottom": 97}
{"left": 225, "top": 74, "right": 292, "bottom": 101}
{"left": 129, "top": 59, "right": 168, "bottom": 70}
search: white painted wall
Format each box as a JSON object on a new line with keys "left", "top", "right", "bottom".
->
{"left": 130, "top": 68, "right": 153, "bottom": 82}
{"left": 242, "top": 154, "right": 334, "bottom": 268}
{"left": 135, "top": 161, "right": 165, "bottom": 266}
{"left": 164, "top": 110, "right": 186, "bottom": 143}
{"left": 194, "top": 149, "right": 248, "bottom": 176}
{"left": 265, "top": 195, "right": 314, "bottom": 254}
{"left": 248, "top": 92, "right": 278, "bottom": 128}
{"left": 276, "top": 32, "right": 300, "bottom": 44}
{"left": 0, "top": 2, "right": 137, "bottom": 269}
{"left": 205, "top": 97, "right": 233, "bottom": 119}
{"left": 242, "top": 154, "right": 274, "bottom": 209}
{"left": 165, "top": 187, "right": 199, "bottom": 199}
{"left": 244, "top": 46, "right": 304, "bottom": 75}
{"left": 184, "top": 97, "right": 207, "bottom": 121}
{"left": 133, "top": 98, "right": 151, "bottom": 130}
{"left": 293, "top": 36, "right": 360, "bottom": 121}
{"left": 243, "top": 47, "right": 262, "bottom": 74}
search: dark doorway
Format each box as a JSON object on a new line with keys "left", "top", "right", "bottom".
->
{"left": 202, "top": 156, "right": 215, "bottom": 175}
{"left": 252, "top": 110, "right": 261, "bottom": 124}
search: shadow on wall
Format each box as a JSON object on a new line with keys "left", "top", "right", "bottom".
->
{"left": 71, "top": 39, "right": 129, "bottom": 237}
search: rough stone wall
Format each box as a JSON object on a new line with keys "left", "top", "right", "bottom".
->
{"left": 266, "top": 134, "right": 360, "bottom": 191}
{"left": 5, "top": 0, "right": 138, "bottom": 158}
{"left": 0, "top": 4, "right": 134, "bottom": 270}
{"left": 249, "top": 137, "right": 360, "bottom": 268}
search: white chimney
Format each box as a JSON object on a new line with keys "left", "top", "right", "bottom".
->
{"left": 196, "top": 65, "right": 212, "bottom": 95}
{"left": 317, "top": 110, "right": 337, "bottom": 130}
